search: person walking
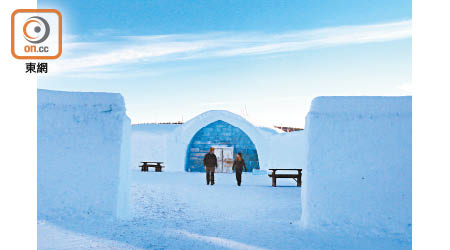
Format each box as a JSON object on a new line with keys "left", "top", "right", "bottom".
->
{"left": 232, "top": 152, "right": 247, "bottom": 186}
{"left": 203, "top": 147, "right": 218, "bottom": 185}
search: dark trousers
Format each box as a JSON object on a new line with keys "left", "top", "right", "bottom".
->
{"left": 236, "top": 170, "right": 243, "bottom": 186}
{"left": 206, "top": 167, "right": 215, "bottom": 184}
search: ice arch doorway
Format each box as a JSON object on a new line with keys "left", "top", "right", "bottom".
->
{"left": 185, "top": 120, "right": 260, "bottom": 172}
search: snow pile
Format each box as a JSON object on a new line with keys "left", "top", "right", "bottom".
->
{"left": 301, "top": 96, "right": 412, "bottom": 237}
{"left": 37, "top": 89, "right": 131, "bottom": 220}
{"left": 130, "top": 124, "right": 179, "bottom": 170}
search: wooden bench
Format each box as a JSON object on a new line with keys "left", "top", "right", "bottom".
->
{"left": 268, "top": 169, "right": 302, "bottom": 187}
{"left": 140, "top": 162, "right": 165, "bottom": 172}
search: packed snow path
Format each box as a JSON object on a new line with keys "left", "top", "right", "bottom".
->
{"left": 38, "top": 171, "right": 410, "bottom": 249}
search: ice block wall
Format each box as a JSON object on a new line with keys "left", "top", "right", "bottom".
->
{"left": 301, "top": 96, "right": 411, "bottom": 237}
{"left": 37, "top": 89, "right": 131, "bottom": 220}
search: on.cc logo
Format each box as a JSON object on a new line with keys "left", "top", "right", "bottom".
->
{"left": 23, "top": 16, "right": 50, "bottom": 44}
{"left": 11, "top": 9, "right": 62, "bottom": 60}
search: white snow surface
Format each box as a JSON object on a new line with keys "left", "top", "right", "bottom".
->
{"left": 132, "top": 123, "right": 181, "bottom": 133}
{"left": 38, "top": 89, "right": 131, "bottom": 220}
{"left": 38, "top": 171, "right": 410, "bottom": 250}
{"left": 257, "top": 126, "right": 282, "bottom": 135}
{"left": 267, "top": 130, "right": 307, "bottom": 170}
{"left": 301, "top": 96, "right": 412, "bottom": 238}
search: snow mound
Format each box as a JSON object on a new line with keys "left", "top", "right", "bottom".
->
{"left": 301, "top": 96, "right": 411, "bottom": 238}
{"left": 38, "top": 89, "right": 131, "bottom": 220}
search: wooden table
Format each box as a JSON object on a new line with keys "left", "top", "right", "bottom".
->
{"left": 268, "top": 169, "right": 302, "bottom": 187}
{"left": 140, "top": 162, "right": 164, "bottom": 172}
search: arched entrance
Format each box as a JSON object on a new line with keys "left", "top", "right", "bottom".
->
{"left": 185, "top": 120, "right": 260, "bottom": 172}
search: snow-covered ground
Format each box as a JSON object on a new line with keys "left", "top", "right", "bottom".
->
{"left": 38, "top": 170, "right": 411, "bottom": 250}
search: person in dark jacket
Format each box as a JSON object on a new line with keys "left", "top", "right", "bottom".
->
{"left": 232, "top": 152, "right": 247, "bottom": 186}
{"left": 203, "top": 147, "right": 218, "bottom": 185}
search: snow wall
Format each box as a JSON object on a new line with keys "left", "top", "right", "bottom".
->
{"left": 38, "top": 89, "right": 131, "bottom": 220}
{"left": 267, "top": 130, "right": 307, "bottom": 171}
{"left": 131, "top": 124, "right": 179, "bottom": 170}
{"left": 301, "top": 96, "right": 412, "bottom": 237}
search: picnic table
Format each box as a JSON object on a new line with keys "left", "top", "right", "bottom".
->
{"left": 268, "top": 169, "right": 302, "bottom": 187}
{"left": 140, "top": 162, "right": 164, "bottom": 172}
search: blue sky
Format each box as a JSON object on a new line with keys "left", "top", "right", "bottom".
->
{"left": 38, "top": 0, "right": 412, "bottom": 127}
